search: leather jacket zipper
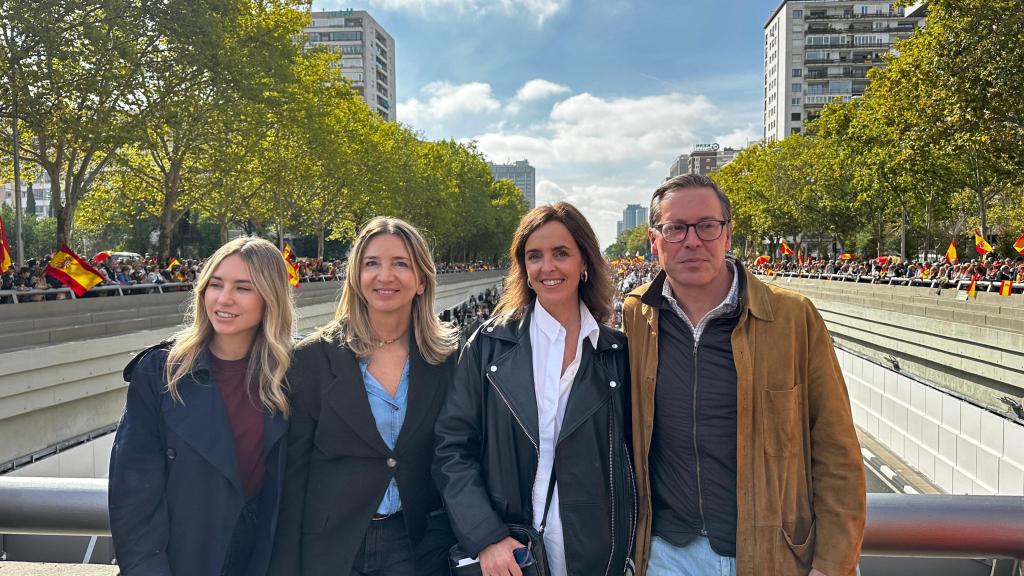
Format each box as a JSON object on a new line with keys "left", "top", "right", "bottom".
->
{"left": 486, "top": 371, "right": 542, "bottom": 526}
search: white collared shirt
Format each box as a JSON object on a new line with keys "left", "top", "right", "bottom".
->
{"left": 529, "top": 299, "right": 599, "bottom": 576}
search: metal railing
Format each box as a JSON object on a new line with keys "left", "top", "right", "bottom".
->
{"left": 756, "top": 270, "right": 1024, "bottom": 294}
{"left": 0, "top": 477, "right": 1022, "bottom": 567}
{"left": 0, "top": 282, "right": 193, "bottom": 304}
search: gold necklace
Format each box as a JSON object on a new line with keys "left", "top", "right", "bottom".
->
{"left": 377, "top": 332, "right": 407, "bottom": 348}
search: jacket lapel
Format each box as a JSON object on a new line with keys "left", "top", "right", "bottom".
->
{"left": 486, "top": 314, "right": 541, "bottom": 446}
{"left": 394, "top": 338, "right": 445, "bottom": 454}
{"left": 558, "top": 329, "right": 622, "bottom": 444}
{"left": 163, "top": 355, "right": 243, "bottom": 494}
{"left": 321, "top": 340, "right": 392, "bottom": 455}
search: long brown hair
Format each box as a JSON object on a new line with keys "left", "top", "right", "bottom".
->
{"left": 317, "top": 216, "right": 458, "bottom": 365}
{"left": 165, "top": 237, "right": 294, "bottom": 416}
{"left": 492, "top": 202, "right": 614, "bottom": 324}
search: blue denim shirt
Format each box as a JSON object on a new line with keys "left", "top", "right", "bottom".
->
{"left": 359, "top": 358, "right": 409, "bottom": 515}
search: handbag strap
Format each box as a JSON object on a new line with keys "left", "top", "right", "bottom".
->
{"left": 538, "top": 465, "right": 557, "bottom": 535}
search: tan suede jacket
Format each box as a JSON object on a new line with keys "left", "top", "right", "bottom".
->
{"left": 623, "top": 267, "right": 865, "bottom": 576}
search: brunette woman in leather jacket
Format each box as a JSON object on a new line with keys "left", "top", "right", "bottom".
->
{"left": 434, "top": 202, "right": 637, "bottom": 576}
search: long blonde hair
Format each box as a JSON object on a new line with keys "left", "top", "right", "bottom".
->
{"left": 165, "top": 237, "right": 295, "bottom": 416}
{"left": 318, "top": 217, "right": 457, "bottom": 365}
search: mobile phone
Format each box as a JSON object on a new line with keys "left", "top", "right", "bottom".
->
{"left": 513, "top": 546, "right": 535, "bottom": 567}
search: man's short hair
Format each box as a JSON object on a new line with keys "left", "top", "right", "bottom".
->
{"left": 649, "top": 173, "right": 732, "bottom": 227}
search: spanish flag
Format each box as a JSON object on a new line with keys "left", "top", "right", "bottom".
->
{"left": 967, "top": 275, "right": 978, "bottom": 299}
{"left": 945, "top": 240, "right": 957, "bottom": 264}
{"left": 92, "top": 250, "right": 112, "bottom": 263}
{"left": 45, "top": 245, "right": 104, "bottom": 296}
{"left": 839, "top": 253, "right": 854, "bottom": 261}
{"left": 168, "top": 257, "right": 181, "bottom": 269}
{"left": 999, "top": 280, "right": 1012, "bottom": 297}
{"left": 0, "top": 214, "right": 11, "bottom": 273}
{"left": 282, "top": 244, "right": 299, "bottom": 288}
{"left": 975, "top": 232, "right": 992, "bottom": 256}
{"left": 754, "top": 255, "right": 771, "bottom": 266}
{"left": 1013, "top": 232, "right": 1024, "bottom": 255}
{"left": 780, "top": 241, "right": 794, "bottom": 256}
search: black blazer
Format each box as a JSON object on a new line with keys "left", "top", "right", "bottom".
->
{"left": 109, "top": 344, "right": 288, "bottom": 576}
{"left": 269, "top": 330, "right": 456, "bottom": 576}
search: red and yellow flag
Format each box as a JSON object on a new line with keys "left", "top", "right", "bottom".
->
{"left": 0, "top": 214, "right": 12, "bottom": 273}
{"left": 839, "top": 253, "right": 854, "bottom": 261}
{"left": 780, "top": 241, "right": 794, "bottom": 256}
{"left": 967, "top": 275, "right": 978, "bottom": 299}
{"left": 754, "top": 255, "right": 771, "bottom": 266}
{"left": 45, "top": 245, "right": 104, "bottom": 296}
{"left": 168, "top": 257, "right": 181, "bottom": 269}
{"left": 92, "top": 250, "right": 112, "bottom": 263}
{"left": 975, "top": 232, "right": 992, "bottom": 255}
{"left": 945, "top": 240, "right": 957, "bottom": 264}
{"left": 1013, "top": 232, "right": 1024, "bottom": 255}
{"left": 282, "top": 244, "right": 299, "bottom": 288}
{"left": 999, "top": 280, "right": 1012, "bottom": 297}
{"left": 797, "top": 249, "right": 804, "bottom": 265}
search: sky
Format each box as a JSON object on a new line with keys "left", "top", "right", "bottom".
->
{"left": 315, "top": 0, "right": 776, "bottom": 249}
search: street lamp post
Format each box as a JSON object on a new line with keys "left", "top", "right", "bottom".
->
{"left": 8, "top": 42, "right": 24, "bottom": 268}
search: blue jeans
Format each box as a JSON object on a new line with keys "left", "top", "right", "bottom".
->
{"left": 350, "top": 512, "right": 415, "bottom": 576}
{"left": 647, "top": 535, "right": 737, "bottom": 576}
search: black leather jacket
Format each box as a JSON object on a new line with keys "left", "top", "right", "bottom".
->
{"left": 433, "top": 308, "right": 637, "bottom": 576}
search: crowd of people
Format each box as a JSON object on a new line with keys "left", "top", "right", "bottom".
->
{"left": 749, "top": 255, "right": 1024, "bottom": 291}
{"left": 0, "top": 251, "right": 508, "bottom": 304}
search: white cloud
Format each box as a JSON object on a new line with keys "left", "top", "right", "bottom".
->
{"left": 472, "top": 92, "right": 720, "bottom": 168}
{"left": 403, "top": 84, "right": 757, "bottom": 248}
{"left": 714, "top": 124, "right": 762, "bottom": 150}
{"left": 365, "top": 0, "right": 568, "bottom": 25}
{"left": 536, "top": 179, "right": 652, "bottom": 248}
{"left": 398, "top": 81, "right": 501, "bottom": 127}
{"left": 514, "top": 79, "right": 572, "bottom": 102}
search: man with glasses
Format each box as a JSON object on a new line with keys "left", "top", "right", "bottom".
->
{"left": 622, "top": 174, "right": 864, "bottom": 576}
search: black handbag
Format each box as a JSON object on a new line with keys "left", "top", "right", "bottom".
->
{"left": 449, "top": 470, "right": 556, "bottom": 576}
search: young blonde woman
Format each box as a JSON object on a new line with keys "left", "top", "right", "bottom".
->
{"left": 109, "top": 237, "right": 295, "bottom": 576}
{"left": 269, "top": 217, "right": 459, "bottom": 576}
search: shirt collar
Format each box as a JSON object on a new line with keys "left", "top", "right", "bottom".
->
{"left": 661, "top": 259, "right": 741, "bottom": 316}
{"left": 533, "top": 299, "right": 600, "bottom": 349}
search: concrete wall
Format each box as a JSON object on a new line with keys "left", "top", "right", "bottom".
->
{"left": 842, "top": 347, "right": 1024, "bottom": 496}
{"left": 0, "top": 272, "right": 503, "bottom": 469}
{"left": 763, "top": 276, "right": 1024, "bottom": 413}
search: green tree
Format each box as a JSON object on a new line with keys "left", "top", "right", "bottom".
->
{"left": 0, "top": 0, "right": 161, "bottom": 247}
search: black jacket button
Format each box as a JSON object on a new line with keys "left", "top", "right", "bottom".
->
{"left": 166, "top": 448, "right": 176, "bottom": 460}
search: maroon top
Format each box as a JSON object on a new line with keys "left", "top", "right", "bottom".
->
{"left": 211, "top": 354, "right": 266, "bottom": 500}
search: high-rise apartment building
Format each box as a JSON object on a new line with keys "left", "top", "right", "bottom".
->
{"left": 616, "top": 204, "right": 648, "bottom": 237}
{"left": 306, "top": 10, "right": 396, "bottom": 121}
{"left": 489, "top": 160, "right": 536, "bottom": 208}
{"left": 763, "top": 1, "right": 924, "bottom": 142}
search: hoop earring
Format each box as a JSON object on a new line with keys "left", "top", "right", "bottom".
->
{"left": 581, "top": 270, "right": 589, "bottom": 283}
{"left": 527, "top": 279, "right": 534, "bottom": 290}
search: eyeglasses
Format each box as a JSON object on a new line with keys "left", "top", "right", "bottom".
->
{"left": 652, "top": 219, "right": 729, "bottom": 243}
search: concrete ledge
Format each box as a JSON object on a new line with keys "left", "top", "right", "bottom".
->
{"left": 0, "top": 563, "right": 117, "bottom": 575}
{"left": 0, "top": 273, "right": 505, "bottom": 468}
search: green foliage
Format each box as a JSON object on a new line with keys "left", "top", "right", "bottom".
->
{"left": 716, "top": 0, "right": 1024, "bottom": 261}
{"left": 27, "top": 1, "right": 525, "bottom": 261}
{"left": 1, "top": 203, "right": 58, "bottom": 260}
{"left": 604, "top": 225, "right": 650, "bottom": 259}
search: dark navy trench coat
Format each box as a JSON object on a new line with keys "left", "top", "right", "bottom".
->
{"left": 108, "top": 343, "right": 287, "bottom": 576}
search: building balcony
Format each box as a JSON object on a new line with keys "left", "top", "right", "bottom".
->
{"left": 804, "top": 11, "right": 907, "bottom": 21}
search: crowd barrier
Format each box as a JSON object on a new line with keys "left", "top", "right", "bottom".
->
{"left": 758, "top": 270, "right": 1024, "bottom": 294}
